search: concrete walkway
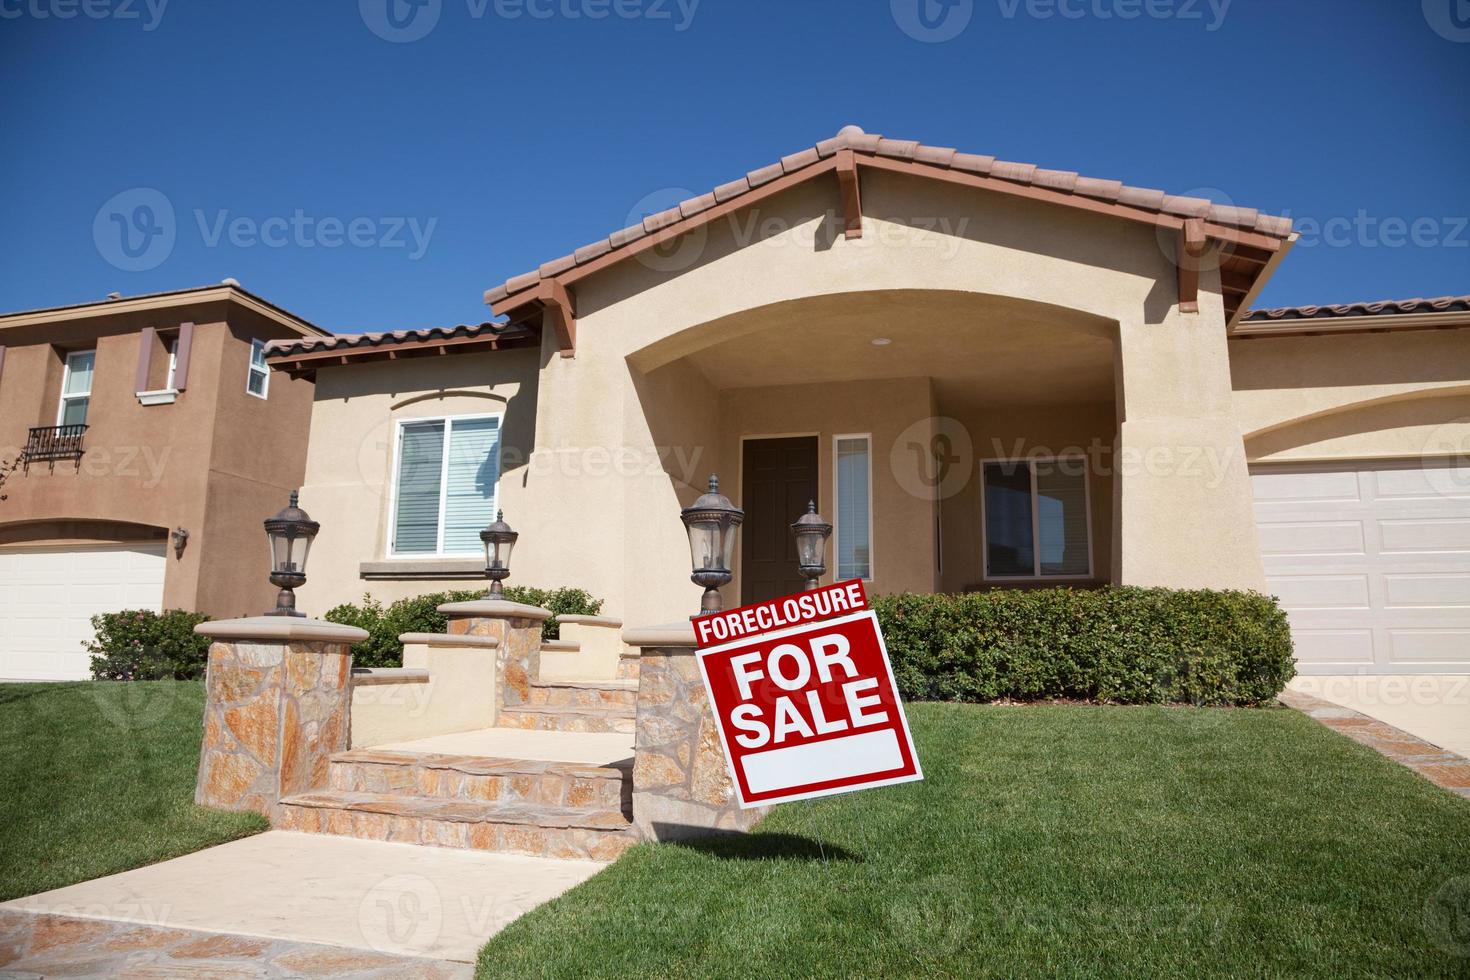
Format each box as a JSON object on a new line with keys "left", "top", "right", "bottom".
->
{"left": 1288, "top": 675, "right": 1470, "bottom": 758}
{"left": 1, "top": 831, "right": 605, "bottom": 969}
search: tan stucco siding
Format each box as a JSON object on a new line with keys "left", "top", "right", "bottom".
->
{"left": 294, "top": 349, "right": 541, "bottom": 616}
{"left": 1230, "top": 330, "right": 1470, "bottom": 463}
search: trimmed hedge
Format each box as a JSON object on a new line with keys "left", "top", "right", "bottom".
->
{"left": 88, "top": 609, "right": 213, "bottom": 681}
{"left": 324, "top": 586, "right": 603, "bottom": 668}
{"left": 873, "top": 587, "right": 1295, "bottom": 706}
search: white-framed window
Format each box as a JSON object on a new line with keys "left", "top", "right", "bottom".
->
{"left": 57, "top": 350, "right": 96, "bottom": 426}
{"left": 389, "top": 414, "right": 503, "bottom": 557}
{"left": 981, "top": 457, "right": 1092, "bottom": 580}
{"left": 247, "top": 339, "right": 269, "bottom": 399}
{"left": 834, "top": 434, "right": 873, "bottom": 581}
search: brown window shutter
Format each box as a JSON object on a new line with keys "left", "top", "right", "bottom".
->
{"left": 173, "top": 322, "right": 194, "bottom": 391}
{"left": 135, "top": 326, "right": 156, "bottom": 393}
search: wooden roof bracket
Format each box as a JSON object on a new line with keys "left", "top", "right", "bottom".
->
{"left": 836, "top": 149, "right": 863, "bottom": 239}
{"left": 1177, "top": 218, "right": 1208, "bottom": 315}
{"left": 538, "top": 279, "right": 577, "bottom": 357}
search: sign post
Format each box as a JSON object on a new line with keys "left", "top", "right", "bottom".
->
{"left": 694, "top": 581, "right": 922, "bottom": 808}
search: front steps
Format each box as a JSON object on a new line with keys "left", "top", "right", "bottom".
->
{"left": 501, "top": 679, "right": 637, "bottom": 733}
{"left": 277, "top": 744, "right": 636, "bottom": 861}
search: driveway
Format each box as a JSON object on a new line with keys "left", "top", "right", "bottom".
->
{"left": 1288, "top": 675, "right": 1470, "bottom": 759}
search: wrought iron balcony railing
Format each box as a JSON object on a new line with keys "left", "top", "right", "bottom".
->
{"left": 23, "top": 424, "right": 88, "bottom": 469}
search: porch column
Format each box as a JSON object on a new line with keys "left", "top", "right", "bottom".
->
{"left": 438, "top": 598, "right": 551, "bottom": 718}
{"left": 194, "top": 617, "right": 367, "bottom": 817}
{"left": 1113, "top": 306, "right": 1266, "bottom": 591}
{"left": 623, "top": 623, "right": 768, "bottom": 841}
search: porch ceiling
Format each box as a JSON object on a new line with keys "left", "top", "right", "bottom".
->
{"left": 675, "top": 291, "right": 1115, "bottom": 408}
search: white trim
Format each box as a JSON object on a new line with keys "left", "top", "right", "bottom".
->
{"left": 387, "top": 412, "right": 503, "bottom": 559}
{"left": 246, "top": 339, "right": 270, "bottom": 399}
{"left": 833, "top": 432, "right": 874, "bottom": 582}
{"left": 136, "top": 389, "right": 178, "bottom": 406}
{"left": 56, "top": 349, "right": 95, "bottom": 426}
{"left": 979, "top": 455, "right": 1095, "bottom": 582}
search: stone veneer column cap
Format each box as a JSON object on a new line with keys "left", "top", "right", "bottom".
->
{"left": 194, "top": 617, "right": 368, "bottom": 643}
{"left": 437, "top": 599, "right": 553, "bottom": 622}
{"left": 398, "top": 632, "right": 499, "bottom": 648}
{"left": 622, "top": 623, "right": 698, "bottom": 648}
{"left": 556, "top": 614, "right": 623, "bottom": 627}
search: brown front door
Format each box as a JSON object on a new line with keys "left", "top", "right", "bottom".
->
{"left": 741, "top": 436, "right": 819, "bottom": 605}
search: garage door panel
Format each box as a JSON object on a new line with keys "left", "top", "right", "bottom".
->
{"left": 1253, "top": 460, "right": 1470, "bottom": 675}
{"left": 0, "top": 544, "right": 167, "bottom": 681}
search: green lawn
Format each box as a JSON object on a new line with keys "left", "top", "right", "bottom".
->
{"left": 478, "top": 703, "right": 1470, "bottom": 978}
{"left": 0, "top": 681, "right": 266, "bottom": 902}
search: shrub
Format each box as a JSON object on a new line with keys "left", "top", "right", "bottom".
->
{"left": 87, "top": 609, "right": 213, "bottom": 681}
{"left": 323, "top": 586, "right": 603, "bottom": 668}
{"left": 872, "top": 587, "right": 1295, "bottom": 707}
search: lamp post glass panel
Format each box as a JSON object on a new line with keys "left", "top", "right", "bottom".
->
{"left": 680, "top": 474, "right": 743, "bottom": 617}
{"left": 480, "top": 510, "right": 518, "bottom": 600}
{"left": 790, "top": 499, "right": 832, "bottom": 590}
{"left": 263, "top": 490, "right": 319, "bottom": 617}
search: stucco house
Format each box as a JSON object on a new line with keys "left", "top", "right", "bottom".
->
{"left": 259, "top": 126, "right": 1468, "bottom": 677}
{"left": 0, "top": 283, "right": 327, "bottom": 679}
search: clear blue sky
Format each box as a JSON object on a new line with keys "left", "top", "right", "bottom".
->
{"left": 2, "top": 0, "right": 1466, "bottom": 332}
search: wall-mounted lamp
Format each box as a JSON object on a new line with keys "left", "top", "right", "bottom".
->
{"left": 171, "top": 527, "right": 189, "bottom": 559}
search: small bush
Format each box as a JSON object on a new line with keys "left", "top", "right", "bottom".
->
{"left": 324, "top": 586, "right": 603, "bottom": 668}
{"left": 873, "top": 586, "right": 1295, "bottom": 707}
{"left": 87, "top": 609, "right": 213, "bottom": 681}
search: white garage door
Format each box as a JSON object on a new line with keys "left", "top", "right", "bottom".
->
{"left": 0, "top": 544, "right": 167, "bottom": 681}
{"left": 1252, "top": 460, "right": 1470, "bottom": 675}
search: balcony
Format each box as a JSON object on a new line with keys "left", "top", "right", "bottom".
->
{"left": 23, "top": 424, "right": 88, "bottom": 470}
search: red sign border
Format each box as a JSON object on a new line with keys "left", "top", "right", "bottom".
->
{"left": 694, "top": 609, "right": 923, "bottom": 808}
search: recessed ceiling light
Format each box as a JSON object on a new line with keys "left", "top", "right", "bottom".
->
{"left": 871, "top": 338, "right": 892, "bottom": 347}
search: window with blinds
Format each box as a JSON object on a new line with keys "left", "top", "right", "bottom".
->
{"left": 391, "top": 415, "right": 501, "bottom": 556}
{"left": 835, "top": 435, "right": 872, "bottom": 580}
{"left": 982, "top": 458, "right": 1091, "bottom": 578}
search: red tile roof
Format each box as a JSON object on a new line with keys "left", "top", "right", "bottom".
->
{"left": 485, "top": 125, "right": 1294, "bottom": 307}
{"left": 1242, "top": 295, "right": 1470, "bottom": 322}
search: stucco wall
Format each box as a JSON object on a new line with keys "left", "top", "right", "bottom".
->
{"left": 293, "top": 349, "right": 541, "bottom": 616}
{"left": 1230, "top": 330, "right": 1470, "bottom": 463}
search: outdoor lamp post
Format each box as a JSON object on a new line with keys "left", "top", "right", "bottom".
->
{"left": 263, "top": 490, "right": 318, "bottom": 617}
{"left": 790, "top": 500, "right": 832, "bottom": 590}
{"left": 680, "top": 474, "right": 743, "bottom": 617}
{"left": 480, "top": 510, "right": 518, "bottom": 600}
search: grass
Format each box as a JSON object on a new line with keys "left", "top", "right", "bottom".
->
{"left": 0, "top": 681, "right": 267, "bottom": 902}
{"left": 477, "top": 702, "right": 1470, "bottom": 979}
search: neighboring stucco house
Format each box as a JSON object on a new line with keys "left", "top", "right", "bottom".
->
{"left": 263, "top": 126, "right": 1469, "bottom": 676}
{"left": 0, "top": 283, "right": 328, "bottom": 679}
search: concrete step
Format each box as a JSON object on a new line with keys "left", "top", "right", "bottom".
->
{"left": 498, "top": 703, "right": 635, "bottom": 734}
{"left": 527, "top": 679, "right": 637, "bottom": 710}
{"left": 327, "top": 748, "right": 631, "bottom": 813}
{"left": 276, "top": 789, "right": 636, "bottom": 862}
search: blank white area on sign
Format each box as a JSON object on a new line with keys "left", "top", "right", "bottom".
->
{"left": 740, "top": 728, "right": 903, "bottom": 794}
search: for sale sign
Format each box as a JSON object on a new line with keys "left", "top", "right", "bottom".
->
{"left": 694, "top": 581, "right": 923, "bottom": 808}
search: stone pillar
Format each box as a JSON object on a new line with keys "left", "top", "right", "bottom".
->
{"left": 438, "top": 599, "right": 551, "bottom": 716}
{"left": 194, "top": 617, "right": 367, "bottom": 816}
{"left": 623, "top": 624, "right": 768, "bottom": 842}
